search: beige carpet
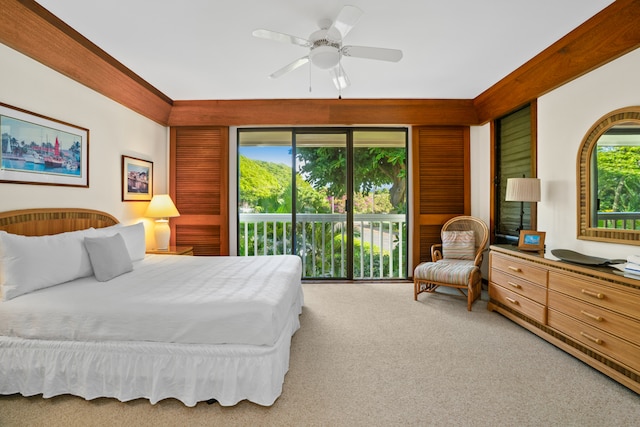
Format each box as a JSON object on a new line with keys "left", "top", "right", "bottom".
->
{"left": 1, "top": 282, "right": 639, "bottom": 426}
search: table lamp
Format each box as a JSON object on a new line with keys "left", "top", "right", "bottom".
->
{"left": 505, "top": 177, "right": 541, "bottom": 232}
{"left": 144, "top": 194, "right": 180, "bottom": 250}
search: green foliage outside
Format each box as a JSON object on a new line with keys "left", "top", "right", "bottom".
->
{"left": 596, "top": 145, "right": 640, "bottom": 229}
{"left": 238, "top": 147, "right": 407, "bottom": 278}
{"left": 296, "top": 146, "right": 406, "bottom": 212}
{"left": 239, "top": 156, "right": 328, "bottom": 213}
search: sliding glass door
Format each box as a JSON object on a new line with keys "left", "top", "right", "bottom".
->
{"left": 238, "top": 128, "right": 407, "bottom": 280}
{"left": 352, "top": 131, "right": 407, "bottom": 279}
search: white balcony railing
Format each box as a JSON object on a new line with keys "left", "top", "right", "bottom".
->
{"left": 238, "top": 213, "right": 407, "bottom": 279}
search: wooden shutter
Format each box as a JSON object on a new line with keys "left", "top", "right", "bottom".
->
{"left": 495, "top": 105, "right": 535, "bottom": 238}
{"left": 412, "top": 126, "right": 470, "bottom": 270}
{"left": 170, "top": 126, "right": 229, "bottom": 255}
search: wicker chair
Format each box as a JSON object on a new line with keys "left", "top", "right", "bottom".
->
{"left": 413, "top": 216, "right": 489, "bottom": 311}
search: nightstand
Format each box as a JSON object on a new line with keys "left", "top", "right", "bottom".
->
{"left": 146, "top": 246, "right": 194, "bottom": 256}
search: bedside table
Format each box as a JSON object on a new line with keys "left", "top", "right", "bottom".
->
{"left": 146, "top": 246, "right": 194, "bottom": 256}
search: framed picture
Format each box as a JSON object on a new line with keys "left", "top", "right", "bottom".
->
{"left": 0, "top": 102, "right": 89, "bottom": 187}
{"left": 122, "top": 155, "right": 153, "bottom": 201}
{"left": 518, "top": 230, "right": 546, "bottom": 252}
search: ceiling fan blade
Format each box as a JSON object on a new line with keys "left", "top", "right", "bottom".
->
{"left": 341, "top": 45, "right": 403, "bottom": 62}
{"left": 329, "top": 63, "right": 350, "bottom": 90}
{"left": 269, "top": 56, "right": 310, "bottom": 79}
{"left": 329, "top": 5, "right": 363, "bottom": 39}
{"left": 252, "top": 29, "right": 311, "bottom": 47}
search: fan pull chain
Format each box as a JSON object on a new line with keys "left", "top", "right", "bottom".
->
{"left": 309, "top": 64, "right": 312, "bottom": 93}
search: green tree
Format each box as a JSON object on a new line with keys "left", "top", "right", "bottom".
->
{"left": 239, "top": 155, "right": 330, "bottom": 213}
{"left": 296, "top": 147, "right": 406, "bottom": 212}
{"left": 597, "top": 146, "right": 640, "bottom": 213}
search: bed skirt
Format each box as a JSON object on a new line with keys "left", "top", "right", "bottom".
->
{"left": 0, "top": 294, "right": 303, "bottom": 407}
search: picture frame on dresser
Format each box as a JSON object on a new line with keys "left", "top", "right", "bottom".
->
{"left": 122, "top": 155, "right": 153, "bottom": 201}
{"left": 518, "top": 230, "right": 545, "bottom": 252}
{"left": 0, "top": 102, "right": 89, "bottom": 187}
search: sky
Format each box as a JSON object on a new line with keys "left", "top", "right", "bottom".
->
{"left": 239, "top": 145, "right": 292, "bottom": 166}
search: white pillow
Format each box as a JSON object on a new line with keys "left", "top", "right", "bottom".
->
{"left": 95, "top": 222, "right": 146, "bottom": 261}
{"left": 0, "top": 228, "right": 98, "bottom": 301}
{"left": 84, "top": 234, "right": 133, "bottom": 282}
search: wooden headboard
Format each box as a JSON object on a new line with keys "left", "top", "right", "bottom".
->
{"left": 0, "top": 208, "right": 119, "bottom": 236}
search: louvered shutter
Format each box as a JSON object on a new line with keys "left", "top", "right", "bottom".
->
{"left": 412, "top": 126, "right": 470, "bottom": 270}
{"left": 170, "top": 126, "right": 229, "bottom": 255}
{"left": 496, "top": 105, "right": 534, "bottom": 238}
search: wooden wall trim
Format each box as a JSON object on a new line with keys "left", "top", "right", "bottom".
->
{"left": 474, "top": 0, "right": 640, "bottom": 124}
{"left": 2, "top": 0, "right": 639, "bottom": 128}
{"left": 0, "top": 0, "right": 173, "bottom": 125}
{"left": 168, "top": 99, "right": 479, "bottom": 126}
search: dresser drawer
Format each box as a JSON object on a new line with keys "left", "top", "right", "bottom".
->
{"left": 548, "top": 271, "right": 640, "bottom": 320}
{"left": 548, "top": 289, "right": 640, "bottom": 346}
{"left": 491, "top": 253, "right": 548, "bottom": 287}
{"left": 489, "top": 284, "right": 546, "bottom": 324}
{"left": 490, "top": 268, "right": 547, "bottom": 305}
{"left": 548, "top": 309, "right": 640, "bottom": 374}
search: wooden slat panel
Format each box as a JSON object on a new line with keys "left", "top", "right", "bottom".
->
{"left": 176, "top": 224, "right": 221, "bottom": 256}
{"left": 417, "top": 127, "right": 467, "bottom": 215}
{"left": 412, "top": 126, "right": 470, "bottom": 270}
{"left": 174, "top": 127, "right": 224, "bottom": 215}
{"left": 170, "top": 126, "right": 229, "bottom": 255}
{"left": 418, "top": 224, "right": 442, "bottom": 264}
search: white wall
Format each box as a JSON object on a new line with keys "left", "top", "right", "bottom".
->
{"left": 0, "top": 44, "right": 168, "bottom": 247}
{"left": 470, "top": 123, "right": 492, "bottom": 275}
{"left": 470, "top": 124, "right": 491, "bottom": 225}
{"left": 537, "top": 47, "right": 640, "bottom": 259}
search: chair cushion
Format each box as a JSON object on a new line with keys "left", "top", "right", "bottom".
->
{"left": 442, "top": 230, "right": 475, "bottom": 260}
{"left": 414, "top": 260, "right": 478, "bottom": 286}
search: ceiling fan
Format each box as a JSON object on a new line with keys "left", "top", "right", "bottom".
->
{"left": 252, "top": 5, "right": 403, "bottom": 92}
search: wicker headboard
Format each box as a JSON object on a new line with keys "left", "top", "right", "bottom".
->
{"left": 0, "top": 208, "right": 119, "bottom": 236}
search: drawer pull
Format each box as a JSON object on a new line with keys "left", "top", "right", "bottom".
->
{"left": 580, "top": 310, "right": 603, "bottom": 322}
{"left": 508, "top": 266, "right": 522, "bottom": 273}
{"left": 581, "top": 289, "right": 605, "bottom": 299}
{"left": 505, "top": 297, "right": 519, "bottom": 305}
{"left": 580, "top": 331, "right": 603, "bottom": 345}
{"left": 507, "top": 281, "right": 522, "bottom": 289}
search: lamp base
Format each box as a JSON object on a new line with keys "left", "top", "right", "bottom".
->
{"left": 154, "top": 219, "right": 171, "bottom": 250}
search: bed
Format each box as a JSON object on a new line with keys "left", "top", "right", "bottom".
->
{"left": 0, "top": 208, "right": 303, "bottom": 407}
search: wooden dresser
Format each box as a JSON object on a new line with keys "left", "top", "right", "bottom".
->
{"left": 488, "top": 245, "right": 640, "bottom": 394}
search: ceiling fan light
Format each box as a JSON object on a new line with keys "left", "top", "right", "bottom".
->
{"left": 310, "top": 45, "right": 340, "bottom": 69}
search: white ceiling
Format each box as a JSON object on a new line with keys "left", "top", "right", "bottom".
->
{"left": 35, "top": 0, "right": 613, "bottom": 101}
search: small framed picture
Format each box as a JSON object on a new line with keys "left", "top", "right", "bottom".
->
{"left": 518, "top": 230, "right": 546, "bottom": 252}
{"left": 122, "top": 155, "right": 153, "bottom": 201}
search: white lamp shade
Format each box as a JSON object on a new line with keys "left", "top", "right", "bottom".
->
{"left": 145, "top": 194, "right": 180, "bottom": 218}
{"left": 505, "top": 178, "right": 541, "bottom": 202}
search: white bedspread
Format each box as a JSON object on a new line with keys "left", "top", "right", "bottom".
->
{"left": 0, "top": 254, "right": 303, "bottom": 347}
